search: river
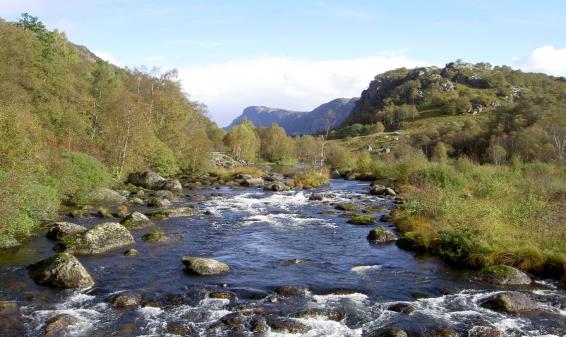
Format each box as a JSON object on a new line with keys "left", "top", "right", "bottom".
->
{"left": 0, "top": 179, "right": 564, "bottom": 336}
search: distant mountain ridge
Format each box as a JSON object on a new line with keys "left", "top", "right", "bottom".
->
{"left": 226, "top": 97, "right": 358, "bottom": 135}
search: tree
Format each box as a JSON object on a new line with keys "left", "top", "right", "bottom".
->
{"left": 257, "top": 124, "right": 293, "bottom": 162}
{"left": 224, "top": 119, "right": 259, "bottom": 161}
{"left": 487, "top": 144, "right": 507, "bottom": 165}
{"left": 295, "top": 135, "right": 318, "bottom": 165}
{"left": 432, "top": 142, "right": 448, "bottom": 163}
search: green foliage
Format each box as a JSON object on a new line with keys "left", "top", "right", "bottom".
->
{"left": 224, "top": 119, "right": 260, "bottom": 161}
{"left": 293, "top": 170, "right": 329, "bottom": 188}
{"left": 144, "top": 139, "right": 179, "bottom": 177}
{"left": 434, "top": 228, "right": 490, "bottom": 267}
{"left": 347, "top": 215, "right": 377, "bottom": 225}
{"left": 59, "top": 151, "right": 112, "bottom": 201}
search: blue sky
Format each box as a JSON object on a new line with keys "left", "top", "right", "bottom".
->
{"left": 2, "top": 0, "right": 566, "bottom": 126}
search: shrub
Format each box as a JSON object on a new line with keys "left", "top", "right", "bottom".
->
{"left": 434, "top": 227, "right": 490, "bottom": 267}
{"left": 58, "top": 151, "right": 112, "bottom": 202}
{"left": 293, "top": 170, "right": 329, "bottom": 188}
{"left": 145, "top": 140, "right": 179, "bottom": 177}
{"left": 412, "top": 165, "right": 466, "bottom": 191}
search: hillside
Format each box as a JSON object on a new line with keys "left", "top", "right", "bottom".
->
{"left": 227, "top": 97, "right": 358, "bottom": 135}
{"left": 0, "top": 15, "right": 224, "bottom": 247}
{"left": 335, "top": 61, "right": 566, "bottom": 162}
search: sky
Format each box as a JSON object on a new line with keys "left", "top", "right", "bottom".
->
{"left": 1, "top": 0, "right": 566, "bottom": 126}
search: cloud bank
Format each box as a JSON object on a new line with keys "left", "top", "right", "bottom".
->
{"left": 512, "top": 45, "right": 566, "bottom": 77}
{"left": 179, "top": 54, "right": 431, "bottom": 126}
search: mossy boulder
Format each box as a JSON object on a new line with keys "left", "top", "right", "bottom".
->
{"left": 56, "top": 222, "right": 135, "bottom": 255}
{"left": 120, "top": 212, "right": 152, "bottom": 229}
{"left": 181, "top": 256, "right": 230, "bottom": 276}
{"left": 142, "top": 229, "right": 169, "bottom": 243}
{"left": 335, "top": 203, "right": 357, "bottom": 211}
{"left": 348, "top": 215, "right": 377, "bottom": 225}
{"left": 475, "top": 265, "right": 531, "bottom": 285}
{"left": 46, "top": 222, "right": 87, "bottom": 241}
{"left": 28, "top": 253, "right": 94, "bottom": 288}
{"left": 367, "top": 227, "right": 398, "bottom": 243}
{"left": 480, "top": 291, "right": 536, "bottom": 313}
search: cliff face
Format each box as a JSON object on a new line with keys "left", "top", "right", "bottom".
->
{"left": 227, "top": 98, "right": 358, "bottom": 135}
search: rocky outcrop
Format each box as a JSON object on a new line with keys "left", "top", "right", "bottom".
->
{"left": 367, "top": 227, "right": 398, "bottom": 243}
{"left": 28, "top": 253, "right": 94, "bottom": 288}
{"left": 181, "top": 256, "right": 230, "bottom": 275}
{"left": 120, "top": 212, "right": 152, "bottom": 229}
{"left": 56, "top": 222, "right": 135, "bottom": 255}
{"left": 46, "top": 222, "right": 87, "bottom": 241}
{"left": 86, "top": 187, "right": 127, "bottom": 204}
{"left": 474, "top": 265, "right": 532, "bottom": 285}
{"left": 480, "top": 292, "right": 536, "bottom": 313}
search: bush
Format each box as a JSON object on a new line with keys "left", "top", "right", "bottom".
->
{"left": 59, "top": 151, "right": 112, "bottom": 202}
{"left": 145, "top": 140, "right": 179, "bottom": 177}
{"left": 413, "top": 165, "right": 466, "bottom": 191}
{"left": 293, "top": 170, "right": 329, "bottom": 188}
{"left": 434, "top": 227, "right": 490, "bottom": 267}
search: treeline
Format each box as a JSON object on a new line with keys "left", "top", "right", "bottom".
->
{"left": 0, "top": 15, "right": 223, "bottom": 246}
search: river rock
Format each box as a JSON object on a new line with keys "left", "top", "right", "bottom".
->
{"left": 366, "top": 327, "right": 408, "bottom": 337}
{"left": 44, "top": 314, "right": 81, "bottom": 336}
{"left": 265, "top": 182, "right": 289, "bottom": 192}
{"left": 112, "top": 292, "right": 143, "bottom": 308}
{"left": 273, "top": 285, "right": 308, "bottom": 297}
{"left": 127, "top": 171, "right": 166, "bottom": 189}
{"left": 467, "top": 326, "right": 505, "bottom": 337}
{"left": 46, "top": 222, "right": 87, "bottom": 241}
{"left": 309, "top": 193, "right": 324, "bottom": 201}
{"left": 480, "top": 291, "right": 536, "bottom": 313}
{"left": 142, "top": 229, "right": 169, "bottom": 243}
{"left": 182, "top": 257, "right": 230, "bottom": 275}
{"left": 130, "top": 197, "right": 144, "bottom": 205}
{"left": 241, "top": 177, "right": 264, "bottom": 187}
{"left": 147, "top": 197, "right": 171, "bottom": 208}
{"left": 166, "top": 322, "right": 198, "bottom": 336}
{"left": 474, "top": 265, "right": 531, "bottom": 285}
{"left": 369, "top": 184, "right": 396, "bottom": 197}
{"left": 56, "top": 222, "right": 135, "bottom": 255}
{"left": 158, "top": 179, "right": 183, "bottom": 193}
{"left": 429, "top": 328, "right": 459, "bottom": 337}
{"left": 0, "top": 301, "right": 17, "bottom": 314}
{"left": 367, "top": 227, "right": 398, "bottom": 243}
{"left": 266, "top": 317, "right": 310, "bottom": 334}
{"left": 250, "top": 316, "right": 269, "bottom": 333}
{"left": 86, "top": 187, "right": 127, "bottom": 204}
{"left": 145, "top": 206, "right": 196, "bottom": 219}
{"left": 124, "top": 248, "right": 139, "bottom": 256}
{"left": 120, "top": 211, "right": 152, "bottom": 229}
{"left": 28, "top": 253, "right": 94, "bottom": 288}
{"left": 387, "top": 302, "right": 416, "bottom": 314}
{"left": 290, "top": 308, "right": 346, "bottom": 321}
{"left": 209, "top": 291, "right": 236, "bottom": 300}
{"left": 188, "top": 194, "right": 208, "bottom": 201}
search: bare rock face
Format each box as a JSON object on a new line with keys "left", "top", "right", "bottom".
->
{"left": 181, "top": 256, "right": 230, "bottom": 276}
{"left": 46, "top": 222, "right": 87, "bottom": 241}
{"left": 56, "top": 222, "right": 135, "bottom": 255}
{"left": 28, "top": 253, "right": 94, "bottom": 288}
{"left": 474, "top": 265, "right": 532, "bottom": 285}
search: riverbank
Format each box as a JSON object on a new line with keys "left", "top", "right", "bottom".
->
{"left": 375, "top": 157, "right": 566, "bottom": 285}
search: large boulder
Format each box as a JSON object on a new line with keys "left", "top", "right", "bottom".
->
{"left": 181, "top": 256, "right": 230, "bottom": 275}
{"left": 474, "top": 265, "right": 531, "bottom": 285}
{"left": 86, "top": 187, "right": 127, "bottom": 204}
{"left": 480, "top": 292, "right": 536, "bottom": 313}
{"left": 241, "top": 177, "right": 264, "bottom": 187}
{"left": 28, "top": 253, "right": 94, "bottom": 288}
{"left": 46, "top": 222, "right": 87, "bottom": 241}
{"left": 56, "top": 222, "right": 135, "bottom": 255}
{"left": 120, "top": 212, "right": 152, "bottom": 229}
{"left": 367, "top": 227, "right": 398, "bottom": 243}
{"left": 127, "top": 171, "right": 182, "bottom": 192}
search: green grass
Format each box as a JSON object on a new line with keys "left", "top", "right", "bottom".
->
{"left": 348, "top": 215, "right": 377, "bottom": 225}
{"left": 293, "top": 170, "right": 329, "bottom": 188}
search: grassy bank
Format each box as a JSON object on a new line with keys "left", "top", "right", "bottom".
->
{"left": 368, "top": 155, "right": 566, "bottom": 281}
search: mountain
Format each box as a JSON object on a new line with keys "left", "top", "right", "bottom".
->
{"left": 227, "top": 97, "right": 358, "bottom": 135}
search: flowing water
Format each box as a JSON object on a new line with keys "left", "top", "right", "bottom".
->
{"left": 0, "top": 180, "right": 564, "bottom": 336}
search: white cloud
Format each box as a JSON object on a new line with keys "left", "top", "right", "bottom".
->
{"left": 179, "top": 54, "right": 431, "bottom": 126}
{"left": 513, "top": 45, "right": 566, "bottom": 77}
{"left": 92, "top": 50, "right": 124, "bottom": 67}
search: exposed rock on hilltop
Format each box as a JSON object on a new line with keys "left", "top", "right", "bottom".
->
{"left": 227, "top": 97, "right": 358, "bottom": 135}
